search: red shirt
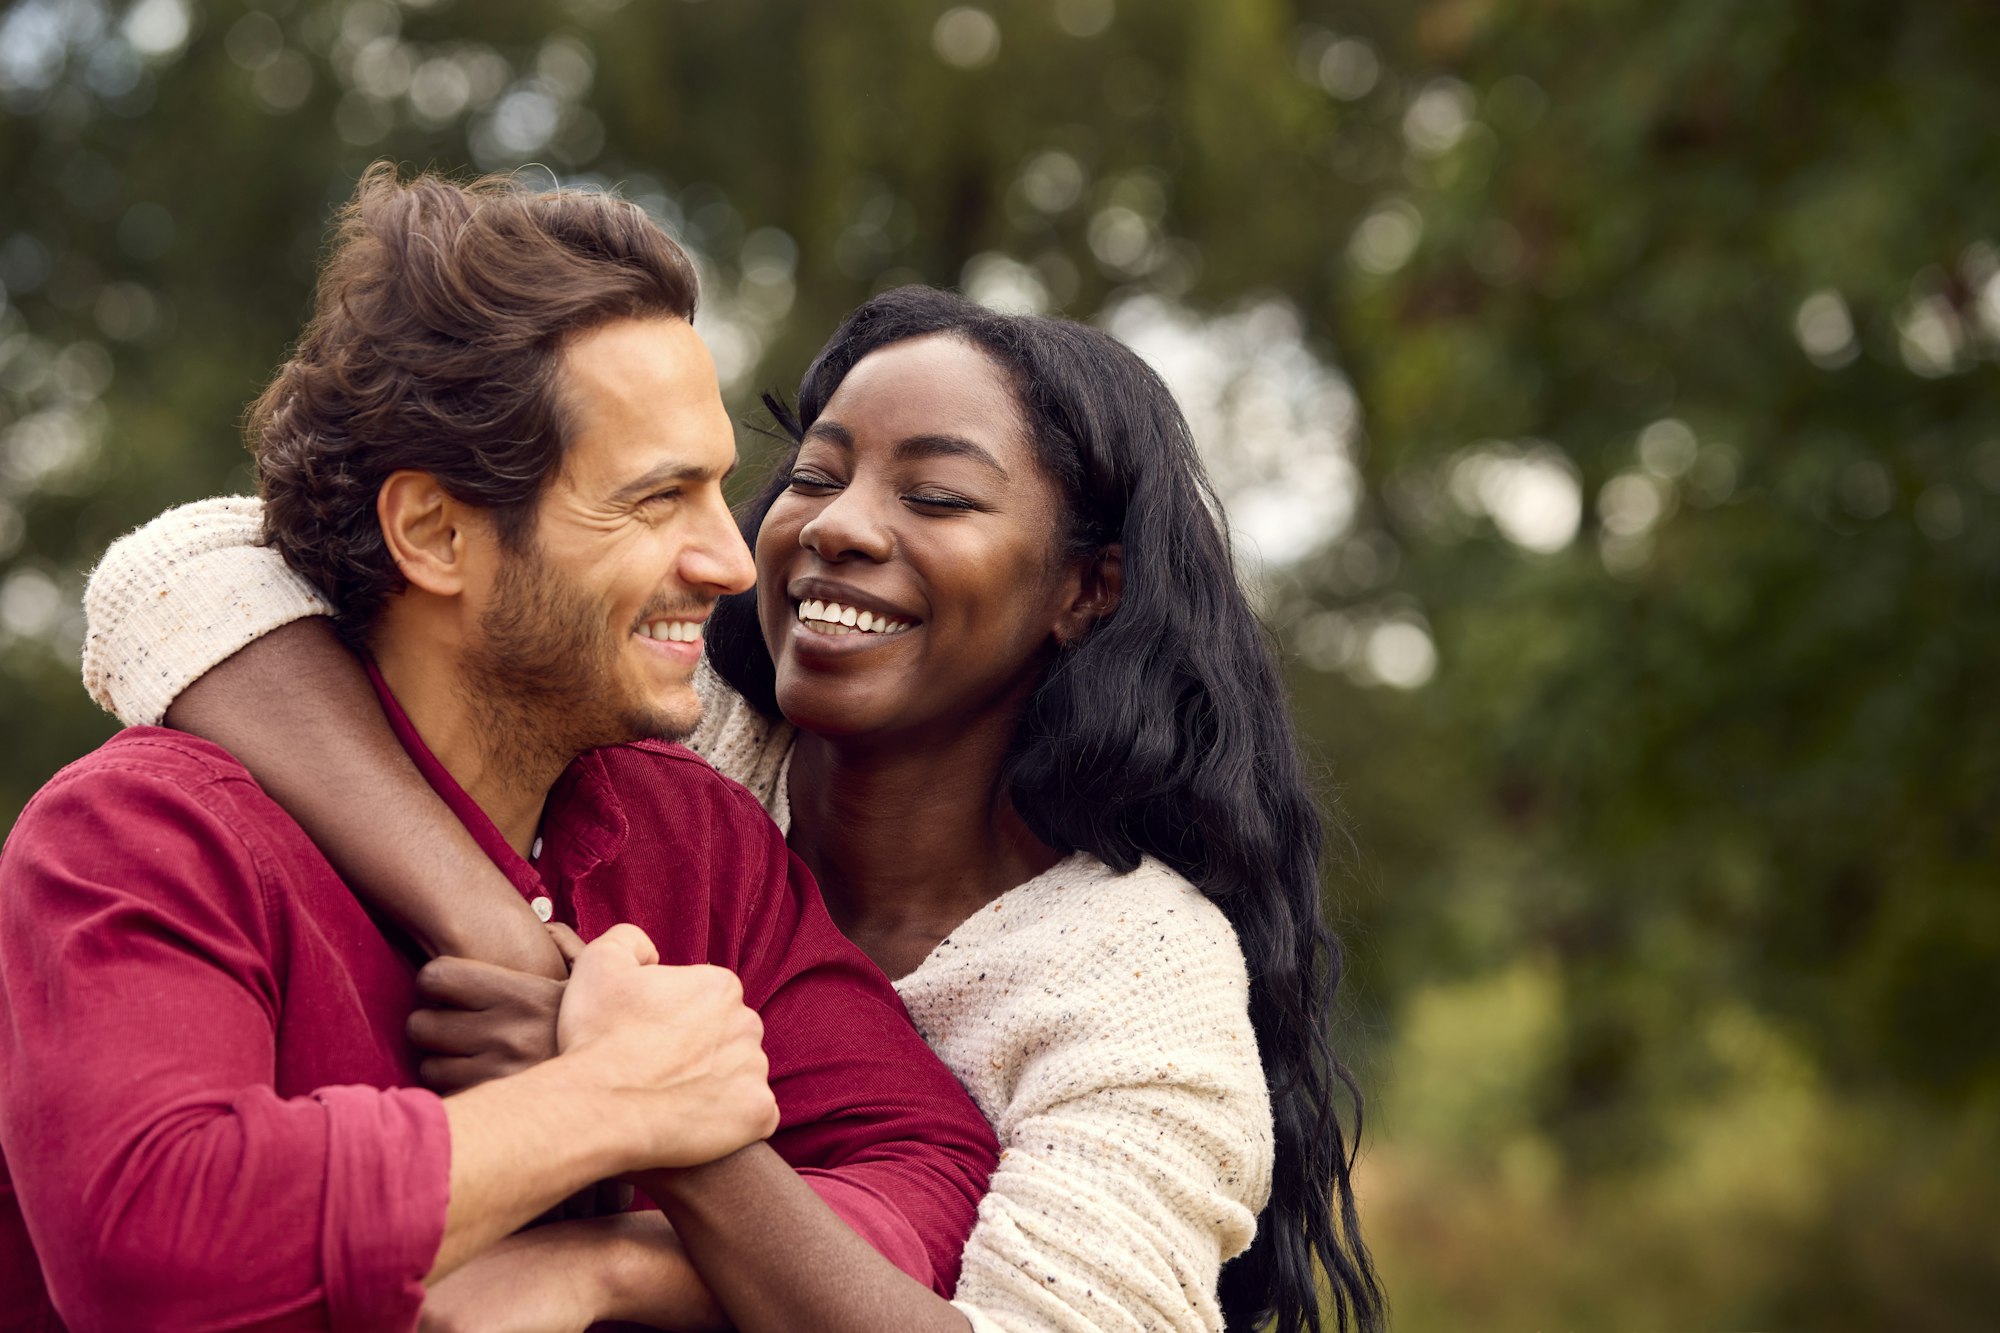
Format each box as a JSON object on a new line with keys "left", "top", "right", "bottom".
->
{"left": 0, "top": 679, "right": 996, "bottom": 1331}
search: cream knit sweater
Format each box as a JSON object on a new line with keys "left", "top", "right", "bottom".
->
{"left": 83, "top": 498, "right": 1277, "bottom": 1333}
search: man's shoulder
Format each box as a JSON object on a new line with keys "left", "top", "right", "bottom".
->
{"left": 571, "top": 738, "right": 779, "bottom": 832}
{"left": 26, "top": 727, "right": 263, "bottom": 811}
{"left": 2, "top": 729, "right": 289, "bottom": 917}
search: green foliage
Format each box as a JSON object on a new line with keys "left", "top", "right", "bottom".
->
{"left": 2, "top": 0, "right": 1995, "bottom": 1325}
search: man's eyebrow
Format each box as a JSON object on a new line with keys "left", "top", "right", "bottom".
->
{"left": 608, "top": 456, "right": 737, "bottom": 504}
{"left": 804, "top": 419, "right": 1009, "bottom": 479}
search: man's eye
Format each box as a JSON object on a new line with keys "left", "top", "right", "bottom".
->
{"left": 642, "top": 489, "right": 681, "bottom": 506}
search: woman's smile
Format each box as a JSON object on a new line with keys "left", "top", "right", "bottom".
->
{"left": 754, "top": 333, "right": 1075, "bottom": 737}
{"left": 795, "top": 600, "right": 915, "bottom": 636}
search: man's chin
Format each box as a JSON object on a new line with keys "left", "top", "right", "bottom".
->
{"left": 619, "top": 690, "right": 702, "bottom": 746}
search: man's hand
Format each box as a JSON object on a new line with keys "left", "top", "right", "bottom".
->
{"left": 555, "top": 923, "right": 780, "bottom": 1168}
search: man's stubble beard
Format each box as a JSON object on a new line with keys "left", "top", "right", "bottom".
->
{"left": 462, "top": 537, "right": 699, "bottom": 780}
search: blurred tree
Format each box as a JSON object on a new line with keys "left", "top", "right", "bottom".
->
{"left": 1, "top": 0, "right": 1995, "bottom": 1326}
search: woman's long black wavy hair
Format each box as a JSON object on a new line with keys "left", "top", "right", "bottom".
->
{"left": 708, "top": 286, "right": 1383, "bottom": 1333}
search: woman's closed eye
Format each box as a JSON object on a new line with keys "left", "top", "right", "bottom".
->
{"left": 903, "top": 490, "right": 981, "bottom": 513}
{"left": 784, "top": 468, "right": 843, "bottom": 494}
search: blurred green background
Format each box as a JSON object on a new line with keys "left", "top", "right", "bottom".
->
{"left": 3, "top": 0, "right": 1996, "bottom": 1327}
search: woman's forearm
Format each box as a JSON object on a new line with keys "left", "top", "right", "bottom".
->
{"left": 639, "top": 1146, "right": 972, "bottom": 1333}
{"left": 165, "top": 618, "right": 565, "bottom": 979}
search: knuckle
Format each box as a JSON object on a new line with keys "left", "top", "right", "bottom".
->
{"left": 689, "top": 963, "right": 739, "bottom": 998}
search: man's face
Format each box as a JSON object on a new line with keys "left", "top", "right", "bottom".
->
{"left": 464, "top": 315, "right": 753, "bottom": 753}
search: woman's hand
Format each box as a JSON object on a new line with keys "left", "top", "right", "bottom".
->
{"left": 408, "top": 924, "right": 582, "bottom": 1093}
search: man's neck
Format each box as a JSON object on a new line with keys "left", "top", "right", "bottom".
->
{"left": 371, "top": 632, "right": 564, "bottom": 858}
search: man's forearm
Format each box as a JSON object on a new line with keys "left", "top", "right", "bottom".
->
{"left": 641, "top": 1146, "right": 972, "bottom": 1333}
{"left": 430, "top": 1059, "right": 652, "bottom": 1280}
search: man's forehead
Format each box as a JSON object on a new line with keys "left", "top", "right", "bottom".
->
{"left": 554, "top": 316, "right": 735, "bottom": 488}
{"left": 560, "top": 315, "right": 716, "bottom": 413}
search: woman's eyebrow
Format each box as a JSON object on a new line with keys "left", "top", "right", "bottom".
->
{"left": 893, "top": 434, "right": 1010, "bottom": 478}
{"left": 803, "top": 420, "right": 854, "bottom": 449}
{"left": 805, "top": 419, "right": 1010, "bottom": 479}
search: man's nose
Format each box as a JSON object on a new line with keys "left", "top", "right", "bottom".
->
{"left": 681, "top": 493, "right": 756, "bottom": 595}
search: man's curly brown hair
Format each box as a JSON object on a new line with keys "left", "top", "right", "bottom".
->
{"left": 249, "top": 162, "right": 699, "bottom": 645}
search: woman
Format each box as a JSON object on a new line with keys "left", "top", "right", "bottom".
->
{"left": 85, "top": 286, "right": 1381, "bottom": 1332}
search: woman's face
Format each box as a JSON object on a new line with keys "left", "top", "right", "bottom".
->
{"left": 755, "top": 332, "right": 1083, "bottom": 742}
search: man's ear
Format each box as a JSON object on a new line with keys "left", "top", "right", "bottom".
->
{"left": 377, "top": 470, "right": 474, "bottom": 596}
{"left": 1054, "top": 544, "right": 1124, "bottom": 647}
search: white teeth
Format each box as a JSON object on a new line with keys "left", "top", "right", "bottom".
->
{"left": 795, "top": 599, "right": 913, "bottom": 636}
{"left": 640, "top": 621, "right": 700, "bottom": 643}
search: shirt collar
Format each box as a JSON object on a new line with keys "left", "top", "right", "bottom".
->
{"left": 362, "top": 656, "right": 545, "bottom": 901}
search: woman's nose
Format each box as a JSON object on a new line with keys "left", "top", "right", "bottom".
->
{"left": 798, "top": 486, "right": 894, "bottom": 562}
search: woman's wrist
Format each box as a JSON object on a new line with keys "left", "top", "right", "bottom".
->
{"left": 429, "top": 902, "right": 565, "bottom": 978}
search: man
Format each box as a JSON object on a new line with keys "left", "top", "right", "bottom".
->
{"left": 0, "top": 166, "right": 996, "bottom": 1330}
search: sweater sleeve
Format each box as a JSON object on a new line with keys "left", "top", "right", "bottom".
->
{"left": 946, "top": 884, "right": 1274, "bottom": 1333}
{"left": 82, "top": 496, "right": 333, "bottom": 727}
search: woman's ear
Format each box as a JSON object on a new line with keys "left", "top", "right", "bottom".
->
{"left": 377, "top": 470, "right": 472, "bottom": 597}
{"left": 1054, "top": 544, "right": 1124, "bottom": 646}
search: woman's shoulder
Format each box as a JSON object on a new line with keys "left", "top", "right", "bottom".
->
{"left": 680, "top": 659, "right": 795, "bottom": 823}
{"left": 904, "top": 852, "right": 1269, "bottom": 1154}
{"left": 945, "top": 853, "right": 1243, "bottom": 972}
{"left": 906, "top": 854, "right": 1254, "bottom": 1042}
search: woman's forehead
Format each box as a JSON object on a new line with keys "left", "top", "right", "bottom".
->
{"left": 821, "top": 334, "right": 1029, "bottom": 450}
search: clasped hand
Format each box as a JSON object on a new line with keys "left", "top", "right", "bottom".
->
{"left": 405, "top": 923, "right": 581, "bottom": 1093}
{"left": 408, "top": 922, "right": 779, "bottom": 1168}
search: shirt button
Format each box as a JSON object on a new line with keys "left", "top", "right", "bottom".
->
{"left": 530, "top": 896, "right": 554, "bottom": 923}
{"left": 530, "top": 836, "right": 544, "bottom": 860}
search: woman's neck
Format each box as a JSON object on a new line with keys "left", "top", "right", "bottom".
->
{"left": 784, "top": 718, "right": 1062, "bottom": 981}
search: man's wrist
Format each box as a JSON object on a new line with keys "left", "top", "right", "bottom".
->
{"left": 500, "top": 1056, "right": 656, "bottom": 1179}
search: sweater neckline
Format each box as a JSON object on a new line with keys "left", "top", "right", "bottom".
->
{"left": 894, "top": 849, "right": 1101, "bottom": 990}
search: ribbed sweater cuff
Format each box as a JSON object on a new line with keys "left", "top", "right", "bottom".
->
{"left": 81, "top": 496, "right": 334, "bottom": 727}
